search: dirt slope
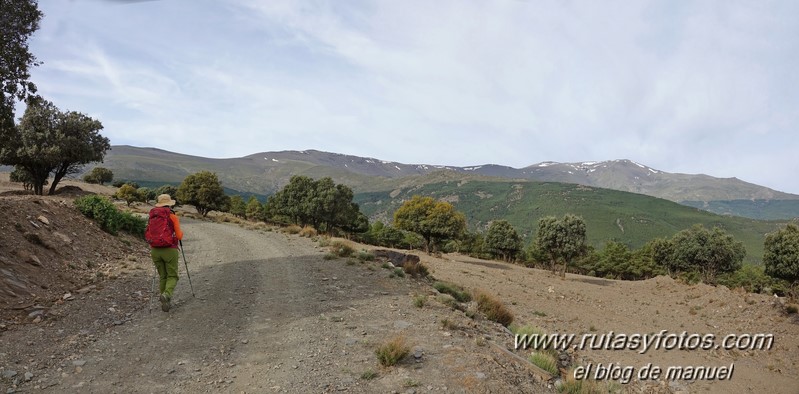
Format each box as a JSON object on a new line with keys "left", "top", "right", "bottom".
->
{"left": 417, "top": 253, "right": 799, "bottom": 394}
{"left": 1, "top": 189, "right": 797, "bottom": 393}
{"left": 1, "top": 218, "right": 547, "bottom": 393}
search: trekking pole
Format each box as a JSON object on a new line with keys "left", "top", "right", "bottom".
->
{"left": 179, "top": 240, "right": 196, "bottom": 298}
{"left": 149, "top": 266, "right": 156, "bottom": 314}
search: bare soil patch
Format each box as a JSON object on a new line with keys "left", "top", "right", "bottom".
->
{"left": 2, "top": 175, "right": 796, "bottom": 393}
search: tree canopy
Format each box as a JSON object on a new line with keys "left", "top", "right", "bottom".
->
{"left": 228, "top": 195, "right": 246, "bottom": 218}
{"left": 115, "top": 184, "right": 142, "bottom": 207}
{"left": 653, "top": 224, "right": 745, "bottom": 283}
{"left": 535, "top": 214, "right": 587, "bottom": 278}
{"left": 245, "top": 196, "right": 263, "bottom": 221}
{"left": 0, "top": 0, "right": 42, "bottom": 133}
{"left": 0, "top": 99, "right": 109, "bottom": 195}
{"left": 484, "top": 220, "right": 522, "bottom": 262}
{"left": 764, "top": 223, "right": 799, "bottom": 284}
{"left": 264, "top": 175, "right": 366, "bottom": 234}
{"left": 83, "top": 167, "right": 113, "bottom": 185}
{"left": 176, "top": 171, "right": 229, "bottom": 216}
{"left": 393, "top": 195, "right": 466, "bottom": 253}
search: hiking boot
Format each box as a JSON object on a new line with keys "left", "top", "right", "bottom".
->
{"left": 159, "top": 293, "right": 171, "bottom": 312}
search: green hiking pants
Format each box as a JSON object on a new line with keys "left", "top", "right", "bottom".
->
{"left": 151, "top": 247, "right": 179, "bottom": 298}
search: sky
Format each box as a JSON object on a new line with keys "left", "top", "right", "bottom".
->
{"left": 23, "top": 0, "right": 799, "bottom": 193}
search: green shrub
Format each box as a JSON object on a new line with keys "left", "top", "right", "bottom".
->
{"left": 437, "top": 295, "right": 461, "bottom": 310}
{"left": 375, "top": 336, "right": 410, "bottom": 367}
{"left": 361, "top": 370, "right": 378, "bottom": 380}
{"left": 75, "top": 195, "right": 146, "bottom": 237}
{"left": 75, "top": 195, "right": 121, "bottom": 234}
{"left": 356, "top": 250, "right": 375, "bottom": 261}
{"left": 787, "top": 305, "right": 798, "bottom": 314}
{"left": 433, "top": 281, "right": 471, "bottom": 302}
{"left": 393, "top": 267, "right": 405, "bottom": 278}
{"left": 717, "top": 264, "right": 775, "bottom": 294}
{"left": 412, "top": 294, "right": 426, "bottom": 308}
{"left": 118, "top": 211, "right": 146, "bottom": 237}
{"left": 529, "top": 352, "right": 559, "bottom": 375}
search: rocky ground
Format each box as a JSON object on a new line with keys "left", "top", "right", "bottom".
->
{"left": 1, "top": 175, "right": 797, "bottom": 393}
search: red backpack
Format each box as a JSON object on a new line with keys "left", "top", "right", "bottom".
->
{"left": 145, "top": 207, "right": 176, "bottom": 248}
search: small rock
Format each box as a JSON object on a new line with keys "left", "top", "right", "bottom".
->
{"left": 475, "top": 372, "right": 486, "bottom": 380}
{"left": 413, "top": 349, "right": 423, "bottom": 360}
{"left": 394, "top": 320, "right": 411, "bottom": 330}
{"left": 113, "top": 320, "right": 123, "bottom": 326}
{"left": 62, "top": 293, "right": 74, "bottom": 301}
{"left": 28, "top": 310, "right": 45, "bottom": 319}
{"left": 76, "top": 286, "right": 95, "bottom": 295}
{"left": 72, "top": 360, "right": 87, "bottom": 367}
{"left": 1, "top": 370, "right": 17, "bottom": 379}
{"left": 32, "top": 316, "right": 42, "bottom": 324}
{"left": 24, "top": 372, "right": 33, "bottom": 381}
{"left": 53, "top": 232, "right": 73, "bottom": 245}
{"left": 37, "top": 215, "right": 50, "bottom": 225}
{"left": 241, "top": 339, "right": 249, "bottom": 344}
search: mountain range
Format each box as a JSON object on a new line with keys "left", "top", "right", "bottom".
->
{"left": 95, "top": 145, "right": 799, "bottom": 220}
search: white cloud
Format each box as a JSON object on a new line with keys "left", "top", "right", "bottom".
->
{"left": 24, "top": 0, "right": 799, "bottom": 193}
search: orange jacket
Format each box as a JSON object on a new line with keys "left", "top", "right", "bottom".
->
{"left": 169, "top": 213, "right": 183, "bottom": 242}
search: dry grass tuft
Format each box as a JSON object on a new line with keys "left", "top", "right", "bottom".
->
{"left": 330, "top": 240, "right": 355, "bottom": 257}
{"left": 283, "top": 224, "right": 302, "bottom": 234}
{"left": 299, "top": 225, "right": 317, "bottom": 237}
{"left": 375, "top": 335, "right": 410, "bottom": 367}
{"left": 474, "top": 289, "right": 514, "bottom": 327}
{"left": 403, "top": 261, "right": 430, "bottom": 278}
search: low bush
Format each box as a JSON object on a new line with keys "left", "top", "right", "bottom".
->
{"left": 473, "top": 290, "right": 514, "bottom": 327}
{"left": 433, "top": 281, "right": 471, "bottom": 302}
{"left": 283, "top": 224, "right": 302, "bottom": 234}
{"left": 412, "top": 294, "right": 426, "bottom": 308}
{"left": 299, "top": 225, "right": 317, "bottom": 237}
{"left": 323, "top": 253, "right": 338, "bottom": 260}
{"left": 356, "top": 250, "right": 375, "bottom": 262}
{"left": 118, "top": 211, "right": 146, "bottom": 237}
{"left": 403, "top": 261, "right": 430, "bottom": 278}
{"left": 375, "top": 335, "right": 410, "bottom": 367}
{"left": 331, "top": 240, "right": 355, "bottom": 257}
{"left": 557, "top": 370, "right": 604, "bottom": 394}
{"left": 529, "top": 352, "right": 559, "bottom": 375}
{"left": 74, "top": 195, "right": 146, "bottom": 237}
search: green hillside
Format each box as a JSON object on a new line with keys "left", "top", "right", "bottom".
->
{"left": 681, "top": 199, "right": 799, "bottom": 220}
{"left": 355, "top": 180, "right": 788, "bottom": 264}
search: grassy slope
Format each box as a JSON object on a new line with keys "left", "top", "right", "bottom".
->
{"left": 681, "top": 199, "right": 799, "bottom": 220}
{"left": 355, "top": 180, "right": 788, "bottom": 264}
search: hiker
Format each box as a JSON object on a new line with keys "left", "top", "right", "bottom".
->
{"left": 145, "top": 194, "right": 184, "bottom": 312}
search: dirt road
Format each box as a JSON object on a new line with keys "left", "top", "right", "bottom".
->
{"left": 2, "top": 219, "right": 542, "bottom": 393}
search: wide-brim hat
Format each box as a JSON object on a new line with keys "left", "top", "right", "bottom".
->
{"left": 155, "top": 194, "right": 177, "bottom": 207}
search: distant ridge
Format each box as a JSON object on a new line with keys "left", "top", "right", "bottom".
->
{"left": 93, "top": 145, "right": 799, "bottom": 219}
